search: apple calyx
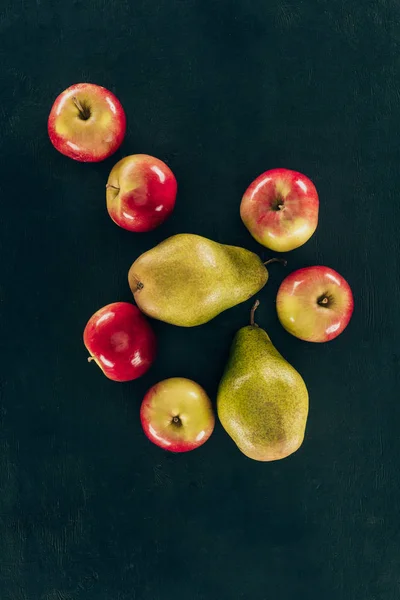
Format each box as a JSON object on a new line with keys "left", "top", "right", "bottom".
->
{"left": 250, "top": 299, "right": 260, "bottom": 327}
{"left": 171, "top": 415, "right": 182, "bottom": 427}
{"left": 72, "top": 96, "right": 91, "bottom": 121}
{"left": 317, "top": 294, "right": 332, "bottom": 308}
{"left": 271, "top": 197, "right": 285, "bottom": 211}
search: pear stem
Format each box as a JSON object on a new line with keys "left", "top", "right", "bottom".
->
{"left": 264, "top": 257, "right": 287, "bottom": 267}
{"left": 250, "top": 299, "right": 260, "bottom": 327}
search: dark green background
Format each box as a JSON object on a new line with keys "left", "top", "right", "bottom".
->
{"left": 1, "top": 1, "right": 399, "bottom": 598}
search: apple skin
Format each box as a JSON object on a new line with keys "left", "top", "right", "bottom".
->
{"left": 48, "top": 83, "right": 126, "bottom": 162}
{"left": 140, "top": 378, "right": 215, "bottom": 452}
{"left": 106, "top": 154, "right": 177, "bottom": 232}
{"left": 240, "top": 168, "right": 319, "bottom": 252}
{"left": 83, "top": 302, "right": 156, "bottom": 381}
{"left": 276, "top": 266, "right": 354, "bottom": 342}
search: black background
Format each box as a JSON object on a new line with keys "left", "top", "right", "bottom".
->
{"left": 1, "top": 1, "right": 399, "bottom": 599}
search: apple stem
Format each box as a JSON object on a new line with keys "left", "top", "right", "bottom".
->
{"left": 264, "top": 257, "right": 287, "bottom": 267}
{"left": 87, "top": 356, "right": 95, "bottom": 363}
{"left": 72, "top": 96, "right": 90, "bottom": 120}
{"left": 250, "top": 299, "right": 260, "bottom": 327}
{"left": 106, "top": 184, "right": 120, "bottom": 191}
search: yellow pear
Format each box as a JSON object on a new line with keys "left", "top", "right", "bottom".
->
{"left": 218, "top": 301, "right": 309, "bottom": 461}
{"left": 128, "top": 234, "right": 280, "bottom": 327}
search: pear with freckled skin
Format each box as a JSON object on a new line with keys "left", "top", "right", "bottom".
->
{"left": 128, "top": 234, "right": 280, "bottom": 327}
{"left": 217, "top": 301, "right": 309, "bottom": 461}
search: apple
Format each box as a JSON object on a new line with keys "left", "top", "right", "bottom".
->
{"left": 106, "top": 154, "right": 177, "bottom": 232}
{"left": 83, "top": 302, "right": 156, "bottom": 381}
{"left": 276, "top": 266, "right": 354, "bottom": 342}
{"left": 48, "top": 83, "right": 126, "bottom": 162}
{"left": 240, "top": 168, "right": 319, "bottom": 252}
{"left": 140, "top": 378, "right": 215, "bottom": 452}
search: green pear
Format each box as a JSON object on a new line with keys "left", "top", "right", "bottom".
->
{"left": 128, "top": 234, "right": 281, "bottom": 327}
{"left": 217, "top": 301, "right": 309, "bottom": 461}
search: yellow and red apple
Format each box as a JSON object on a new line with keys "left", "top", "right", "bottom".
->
{"left": 240, "top": 168, "right": 319, "bottom": 252}
{"left": 140, "top": 378, "right": 215, "bottom": 452}
{"left": 276, "top": 266, "right": 354, "bottom": 342}
{"left": 83, "top": 302, "right": 156, "bottom": 381}
{"left": 48, "top": 83, "right": 126, "bottom": 162}
{"left": 106, "top": 154, "right": 177, "bottom": 232}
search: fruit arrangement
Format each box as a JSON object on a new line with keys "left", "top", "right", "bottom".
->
{"left": 50, "top": 83, "right": 354, "bottom": 462}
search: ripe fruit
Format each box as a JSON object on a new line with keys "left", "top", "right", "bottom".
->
{"left": 48, "top": 83, "right": 126, "bottom": 162}
{"left": 217, "top": 301, "right": 309, "bottom": 461}
{"left": 276, "top": 266, "right": 354, "bottom": 342}
{"left": 140, "top": 378, "right": 215, "bottom": 452}
{"left": 106, "top": 154, "right": 177, "bottom": 232}
{"left": 240, "top": 168, "right": 319, "bottom": 252}
{"left": 83, "top": 302, "right": 156, "bottom": 381}
{"left": 128, "top": 233, "right": 278, "bottom": 327}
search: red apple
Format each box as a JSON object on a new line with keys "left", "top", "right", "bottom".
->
{"left": 276, "top": 266, "right": 354, "bottom": 342}
{"left": 106, "top": 154, "right": 177, "bottom": 232}
{"left": 83, "top": 302, "right": 156, "bottom": 381}
{"left": 240, "top": 168, "right": 319, "bottom": 252}
{"left": 48, "top": 83, "right": 126, "bottom": 162}
{"left": 140, "top": 378, "right": 215, "bottom": 452}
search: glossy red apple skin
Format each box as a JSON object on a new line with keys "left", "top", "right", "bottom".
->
{"left": 140, "top": 378, "right": 215, "bottom": 452}
{"left": 240, "top": 168, "right": 319, "bottom": 252}
{"left": 83, "top": 302, "right": 156, "bottom": 381}
{"left": 276, "top": 266, "right": 354, "bottom": 342}
{"left": 106, "top": 154, "right": 177, "bottom": 232}
{"left": 48, "top": 83, "right": 126, "bottom": 162}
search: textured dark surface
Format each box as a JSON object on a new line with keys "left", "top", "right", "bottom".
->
{"left": 1, "top": 1, "right": 399, "bottom": 599}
